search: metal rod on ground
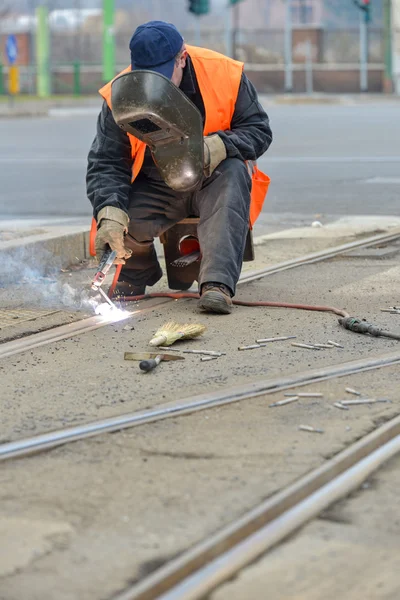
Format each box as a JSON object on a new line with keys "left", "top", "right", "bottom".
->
{"left": 284, "top": 0, "right": 293, "bottom": 92}
{"left": 291, "top": 343, "right": 320, "bottom": 350}
{"left": 269, "top": 397, "right": 299, "bottom": 408}
{"left": 328, "top": 340, "right": 344, "bottom": 348}
{"left": 238, "top": 344, "right": 266, "bottom": 351}
{"left": 299, "top": 425, "right": 324, "bottom": 433}
{"left": 313, "top": 344, "right": 335, "bottom": 348}
{"left": 333, "top": 402, "right": 349, "bottom": 411}
{"left": 256, "top": 336, "right": 296, "bottom": 343}
{"left": 182, "top": 350, "right": 224, "bottom": 356}
{"left": 346, "top": 387, "right": 361, "bottom": 396}
{"left": 341, "top": 398, "right": 391, "bottom": 406}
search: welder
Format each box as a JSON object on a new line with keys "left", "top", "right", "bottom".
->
{"left": 87, "top": 20, "right": 272, "bottom": 314}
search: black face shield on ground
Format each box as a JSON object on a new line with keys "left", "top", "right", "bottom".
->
{"left": 111, "top": 70, "right": 204, "bottom": 192}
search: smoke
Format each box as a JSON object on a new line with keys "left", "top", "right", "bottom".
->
{"left": 0, "top": 245, "right": 99, "bottom": 312}
{"left": 33, "top": 280, "right": 100, "bottom": 312}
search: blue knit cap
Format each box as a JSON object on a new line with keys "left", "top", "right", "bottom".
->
{"left": 129, "top": 21, "right": 184, "bottom": 79}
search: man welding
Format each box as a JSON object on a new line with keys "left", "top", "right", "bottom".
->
{"left": 87, "top": 20, "right": 272, "bottom": 314}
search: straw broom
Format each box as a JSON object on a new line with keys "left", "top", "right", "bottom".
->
{"left": 149, "top": 321, "right": 206, "bottom": 347}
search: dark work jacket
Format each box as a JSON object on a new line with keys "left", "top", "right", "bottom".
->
{"left": 87, "top": 56, "right": 273, "bottom": 218}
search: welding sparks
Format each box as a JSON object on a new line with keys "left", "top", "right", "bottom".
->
{"left": 90, "top": 287, "right": 130, "bottom": 322}
{"left": 94, "top": 302, "right": 129, "bottom": 322}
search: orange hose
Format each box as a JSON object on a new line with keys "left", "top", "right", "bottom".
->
{"left": 112, "top": 291, "right": 349, "bottom": 319}
{"left": 89, "top": 218, "right": 97, "bottom": 257}
{"left": 108, "top": 265, "right": 122, "bottom": 298}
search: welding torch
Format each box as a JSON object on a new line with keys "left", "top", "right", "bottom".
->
{"left": 91, "top": 247, "right": 117, "bottom": 291}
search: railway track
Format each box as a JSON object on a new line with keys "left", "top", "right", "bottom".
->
{"left": 1, "top": 228, "right": 400, "bottom": 461}
{"left": 1, "top": 228, "right": 399, "bottom": 360}
{"left": 1, "top": 228, "right": 400, "bottom": 599}
{"left": 0, "top": 298, "right": 172, "bottom": 360}
{"left": 1, "top": 348, "right": 400, "bottom": 461}
{"left": 113, "top": 414, "right": 400, "bottom": 600}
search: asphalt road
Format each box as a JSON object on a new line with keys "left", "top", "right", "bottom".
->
{"left": 0, "top": 102, "right": 399, "bottom": 228}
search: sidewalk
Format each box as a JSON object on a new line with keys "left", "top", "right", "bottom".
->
{"left": 1, "top": 93, "right": 399, "bottom": 118}
{"left": 0, "top": 217, "right": 91, "bottom": 271}
{"left": 263, "top": 93, "right": 400, "bottom": 106}
{"left": 0, "top": 96, "right": 101, "bottom": 118}
{"left": 2, "top": 214, "right": 400, "bottom": 276}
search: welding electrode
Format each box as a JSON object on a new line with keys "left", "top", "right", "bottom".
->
{"left": 91, "top": 247, "right": 117, "bottom": 291}
{"left": 98, "top": 287, "right": 118, "bottom": 310}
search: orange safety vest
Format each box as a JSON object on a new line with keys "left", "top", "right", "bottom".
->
{"left": 98, "top": 45, "right": 270, "bottom": 227}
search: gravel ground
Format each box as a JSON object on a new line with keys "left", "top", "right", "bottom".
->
{"left": 1, "top": 236, "right": 400, "bottom": 441}
{"left": 0, "top": 231, "right": 400, "bottom": 599}
{"left": 0, "top": 365, "right": 398, "bottom": 600}
{"left": 212, "top": 452, "right": 400, "bottom": 600}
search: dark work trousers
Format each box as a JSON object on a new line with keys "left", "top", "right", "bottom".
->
{"left": 121, "top": 158, "right": 252, "bottom": 296}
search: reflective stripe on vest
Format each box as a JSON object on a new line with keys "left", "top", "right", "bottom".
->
{"left": 98, "top": 45, "right": 270, "bottom": 225}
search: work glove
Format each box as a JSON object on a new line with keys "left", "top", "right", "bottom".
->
{"left": 203, "top": 134, "right": 227, "bottom": 178}
{"left": 95, "top": 206, "right": 133, "bottom": 264}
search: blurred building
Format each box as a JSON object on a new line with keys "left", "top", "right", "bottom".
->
{"left": 0, "top": 0, "right": 393, "bottom": 95}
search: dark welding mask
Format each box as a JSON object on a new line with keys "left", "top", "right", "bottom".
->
{"left": 111, "top": 70, "right": 204, "bottom": 192}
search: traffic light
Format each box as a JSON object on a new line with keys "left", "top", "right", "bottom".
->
{"left": 188, "top": 0, "right": 210, "bottom": 15}
{"left": 353, "top": 0, "right": 371, "bottom": 23}
{"left": 361, "top": 0, "right": 371, "bottom": 23}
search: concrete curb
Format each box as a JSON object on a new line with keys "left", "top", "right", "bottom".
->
{"left": 0, "top": 97, "right": 101, "bottom": 119}
{"left": 264, "top": 95, "right": 347, "bottom": 106}
{"left": 0, "top": 228, "right": 91, "bottom": 272}
{"left": 260, "top": 93, "right": 400, "bottom": 106}
{"left": 0, "top": 109, "right": 49, "bottom": 119}
{"left": 0, "top": 94, "right": 399, "bottom": 118}
{"left": 2, "top": 214, "right": 400, "bottom": 275}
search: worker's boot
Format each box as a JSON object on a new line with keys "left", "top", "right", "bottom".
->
{"left": 198, "top": 282, "right": 233, "bottom": 314}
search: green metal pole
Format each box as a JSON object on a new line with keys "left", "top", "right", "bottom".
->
{"left": 0, "top": 63, "right": 4, "bottom": 95}
{"left": 73, "top": 61, "right": 81, "bottom": 96}
{"left": 383, "top": 0, "right": 393, "bottom": 93}
{"left": 103, "top": 0, "right": 115, "bottom": 82}
{"left": 36, "top": 5, "right": 50, "bottom": 98}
